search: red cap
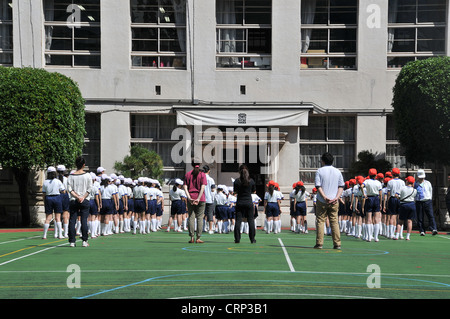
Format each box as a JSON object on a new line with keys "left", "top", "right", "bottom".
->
{"left": 357, "top": 176, "right": 365, "bottom": 185}
{"left": 406, "top": 176, "right": 415, "bottom": 184}
{"left": 383, "top": 177, "right": 392, "bottom": 184}
{"left": 349, "top": 179, "right": 356, "bottom": 186}
{"left": 292, "top": 183, "right": 297, "bottom": 189}
{"left": 312, "top": 187, "right": 317, "bottom": 193}
{"left": 376, "top": 173, "right": 384, "bottom": 179}
{"left": 297, "top": 181, "right": 304, "bottom": 187}
{"left": 385, "top": 171, "right": 393, "bottom": 177}
{"left": 392, "top": 168, "right": 400, "bottom": 175}
{"left": 345, "top": 181, "right": 350, "bottom": 188}
{"left": 369, "top": 168, "right": 377, "bottom": 176}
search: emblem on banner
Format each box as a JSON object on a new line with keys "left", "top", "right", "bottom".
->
{"left": 238, "top": 113, "right": 247, "bottom": 124}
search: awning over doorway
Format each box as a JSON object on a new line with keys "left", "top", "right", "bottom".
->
{"left": 174, "top": 104, "right": 312, "bottom": 127}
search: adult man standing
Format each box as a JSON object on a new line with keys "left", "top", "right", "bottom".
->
{"left": 415, "top": 169, "right": 438, "bottom": 236}
{"left": 183, "top": 160, "right": 207, "bottom": 243}
{"left": 314, "top": 152, "right": 345, "bottom": 250}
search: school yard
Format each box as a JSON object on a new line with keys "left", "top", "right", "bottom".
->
{"left": 0, "top": 225, "right": 449, "bottom": 313}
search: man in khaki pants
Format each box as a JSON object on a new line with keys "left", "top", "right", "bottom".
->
{"left": 314, "top": 152, "right": 345, "bottom": 250}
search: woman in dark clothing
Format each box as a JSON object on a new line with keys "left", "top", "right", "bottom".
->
{"left": 233, "top": 165, "right": 257, "bottom": 244}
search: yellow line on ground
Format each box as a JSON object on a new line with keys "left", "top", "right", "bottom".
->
{"left": 0, "top": 239, "right": 66, "bottom": 258}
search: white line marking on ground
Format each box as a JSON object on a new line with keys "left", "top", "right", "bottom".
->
{"left": 0, "top": 236, "right": 40, "bottom": 245}
{"left": 0, "top": 241, "right": 72, "bottom": 266}
{"left": 278, "top": 238, "right": 295, "bottom": 272}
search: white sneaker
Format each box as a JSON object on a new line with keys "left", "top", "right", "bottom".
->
{"left": 70, "top": 243, "right": 76, "bottom": 247}
{"left": 82, "top": 241, "right": 89, "bottom": 247}
{"left": 209, "top": 230, "right": 214, "bottom": 235}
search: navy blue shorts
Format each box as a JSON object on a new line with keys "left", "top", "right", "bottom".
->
{"left": 265, "top": 202, "right": 280, "bottom": 217}
{"left": 156, "top": 203, "right": 163, "bottom": 216}
{"left": 215, "top": 205, "right": 229, "bottom": 220}
{"left": 294, "top": 201, "right": 307, "bottom": 217}
{"left": 364, "top": 196, "right": 380, "bottom": 213}
{"left": 134, "top": 199, "right": 146, "bottom": 214}
{"left": 45, "top": 195, "right": 63, "bottom": 215}
{"left": 171, "top": 200, "right": 183, "bottom": 216}
{"left": 89, "top": 199, "right": 98, "bottom": 215}
{"left": 117, "top": 199, "right": 125, "bottom": 215}
{"left": 227, "top": 206, "right": 235, "bottom": 219}
{"left": 101, "top": 199, "right": 114, "bottom": 215}
{"left": 147, "top": 200, "right": 157, "bottom": 215}
{"left": 128, "top": 198, "right": 135, "bottom": 212}
{"left": 60, "top": 193, "right": 70, "bottom": 212}
{"left": 388, "top": 197, "right": 400, "bottom": 215}
{"left": 399, "top": 202, "right": 416, "bottom": 221}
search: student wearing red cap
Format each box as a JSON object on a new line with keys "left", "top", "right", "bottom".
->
{"left": 352, "top": 176, "right": 365, "bottom": 238}
{"left": 363, "top": 169, "right": 383, "bottom": 242}
{"left": 394, "top": 176, "right": 417, "bottom": 240}
{"left": 264, "top": 180, "right": 282, "bottom": 234}
{"left": 385, "top": 168, "right": 405, "bottom": 239}
{"left": 381, "top": 177, "right": 392, "bottom": 237}
{"left": 292, "top": 181, "right": 309, "bottom": 233}
{"left": 289, "top": 183, "right": 297, "bottom": 232}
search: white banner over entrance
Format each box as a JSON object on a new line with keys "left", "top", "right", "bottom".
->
{"left": 175, "top": 105, "right": 311, "bottom": 127}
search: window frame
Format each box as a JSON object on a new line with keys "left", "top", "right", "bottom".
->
{"left": 216, "top": 0, "right": 272, "bottom": 70}
{"left": 130, "top": 0, "right": 187, "bottom": 70}
{"left": 300, "top": 0, "right": 358, "bottom": 70}
{"left": 43, "top": 0, "right": 101, "bottom": 68}
{"left": 0, "top": 0, "right": 13, "bottom": 67}
{"left": 387, "top": 0, "right": 447, "bottom": 69}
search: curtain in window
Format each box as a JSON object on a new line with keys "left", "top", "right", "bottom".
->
{"left": 388, "top": 0, "right": 398, "bottom": 52}
{"left": 301, "top": 0, "right": 316, "bottom": 53}
{"left": 216, "top": 0, "right": 237, "bottom": 65}
{"left": 171, "top": 0, "right": 186, "bottom": 52}
{"left": 44, "top": 0, "right": 54, "bottom": 63}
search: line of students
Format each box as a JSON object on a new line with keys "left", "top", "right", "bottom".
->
{"left": 339, "top": 167, "right": 432, "bottom": 242}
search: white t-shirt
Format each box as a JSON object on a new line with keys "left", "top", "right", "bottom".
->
{"left": 314, "top": 165, "right": 345, "bottom": 204}
{"left": 68, "top": 172, "right": 93, "bottom": 201}
{"left": 387, "top": 178, "right": 405, "bottom": 197}
{"left": 363, "top": 179, "right": 382, "bottom": 196}
{"left": 42, "top": 179, "right": 65, "bottom": 196}
{"left": 214, "top": 192, "right": 228, "bottom": 206}
{"left": 169, "top": 188, "right": 186, "bottom": 201}
{"left": 397, "top": 186, "right": 417, "bottom": 203}
{"left": 264, "top": 191, "right": 280, "bottom": 203}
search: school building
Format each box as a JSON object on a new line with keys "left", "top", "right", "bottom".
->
{"left": 0, "top": 0, "right": 449, "bottom": 227}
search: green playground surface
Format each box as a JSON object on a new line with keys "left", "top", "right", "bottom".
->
{"left": 0, "top": 227, "right": 449, "bottom": 300}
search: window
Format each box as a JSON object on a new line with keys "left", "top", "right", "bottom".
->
{"left": 131, "top": 0, "right": 187, "bottom": 69}
{"left": 300, "top": 0, "right": 358, "bottom": 70}
{"left": 43, "top": 0, "right": 101, "bottom": 68}
{"left": 299, "top": 115, "right": 356, "bottom": 183}
{"left": 387, "top": 0, "right": 447, "bottom": 69}
{"left": 83, "top": 113, "right": 101, "bottom": 169}
{"left": 131, "top": 114, "right": 185, "bottom": 182}
{"left": 216, "top": 0, "right": 272, "bottom": 69}
{"left": 0, "top": 0, "right": 13, "bottom": 66}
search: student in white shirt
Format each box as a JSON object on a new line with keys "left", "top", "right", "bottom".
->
{"left": 155, "top": 182, "right": 164, "bottom": 230}
{"left": 292, "top": 181, "right": 309, "bottom": 234}
{"left": 88, "top": 172, "right": 100, "bottom": 238}
{"left": 363, "top": 169, "right": 383, "bottom": 242}
{"left": 394, "top": 176, "right": 417, "bottom": 240}
{"left": 214, "top": 186, "right": 229, "bottom": 234}
{"left": 56, "top": 165, "right": 70, "bottom": 238}
{"left": 168, "top": 179, "right": 187, "bottom": 232}
{"left": 385, "top": 168, "right": 405, "bottom": 239}
{"left": 133, "top": 178, "right": 148, "bottom": 234}
{"left": 42, "top": 166, "right": 65, "bottom": 239}
{"left": 264, "top": 180, "right": 282, "bottom": 234}
{"left": 227, "top": 188, "right": 237, "bottom": 232}
{"left": 414, "top": 169, "right": 438, "bottom": 236}
{"left": 117, "top": 178, "right": 128, "bottom": 233}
